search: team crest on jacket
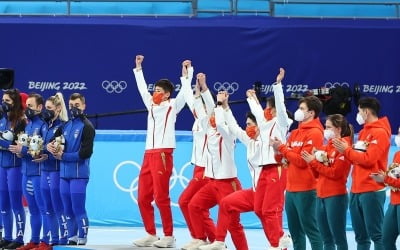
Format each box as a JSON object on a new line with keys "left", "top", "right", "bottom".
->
{"left": 74, "top": 129, "right": 80, "bottom": 139}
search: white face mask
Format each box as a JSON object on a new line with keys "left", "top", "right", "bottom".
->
{"left": 395, "top": 135, "right": 400, "bottom": 147}
{"left": 356, "top": 113, "right": 365, "bottom": 125}
{"left": 324, "top": 129, "right": 335, "bottom": 140}
{"left": 294, "top": 109, "right": 305, "bottom": 122}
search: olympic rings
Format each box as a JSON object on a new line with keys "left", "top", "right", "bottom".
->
{"left": 101, "top": 80, "right": 127, "bottom": 94}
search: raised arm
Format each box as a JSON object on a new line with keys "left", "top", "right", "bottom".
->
{"left": 273, "top": 68, "right": 292, "bottom": 130}
{"left": 198, "top": 73, "right": 215, "bottom": 117}
{"left": 175, "top": 60, "right": 194, "bottom": 113}
{"left": 246, "top": 89, "right": 266, "bottom": 127}
{"left": 133, "top": 55, "right": 152, "bottom": 110}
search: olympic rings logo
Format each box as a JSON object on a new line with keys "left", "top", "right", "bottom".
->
{"left": 101, "top": 80, "right": 127, "bottom": 94}
{"left": 113, "top": 160, "right": 193, "bottom": 207}
{"left": 324, "top": 82, "right": 349, "bottom": 89}
{"left": 213, "top": 82, "right": 239, "bottom": 95}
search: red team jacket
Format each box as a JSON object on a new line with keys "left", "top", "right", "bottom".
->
{"left": 278, "top": 118, "right": 324, "bottom": 192}
{"left": 309, "top": 137, "right": 352, "bottom": 198}
{"left": 344, "top": 117, "right": 391, "bottom": 193}
{"left": 385, "top": 151, "right": 400, "bottom": 205}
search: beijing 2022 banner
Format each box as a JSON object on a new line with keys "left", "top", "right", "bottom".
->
{"left": 0, "top": 16, "right": 400, "bottom": 132}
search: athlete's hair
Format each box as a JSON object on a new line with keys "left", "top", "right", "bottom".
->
{"left": 3, "top": 88, "right": 24, "bottom": 129}
{"left": 70, "top": 93, "right": 86, "bottom": 104}
{"left": 246, "top": 111, "right": 257, "bottom": 125}
{"left": 327, "top": 114, "right": 354, "bottom": 143}
{"left": 358, "top": 97, "right": 380, "bottom": 117}
{"left": 155, "top": 79, "right": 174, "bottom": 97}
{"left": 28, "top": 92, "right": 44, "bottom": 106}
{"left": 266, "top": 96, "right": 276, "bottom": 109}
{"left": 47, "top": 92, "right": 68, "bottom": 122}
{"left": 299, "top": 96, "right": 323, "bottom": 118}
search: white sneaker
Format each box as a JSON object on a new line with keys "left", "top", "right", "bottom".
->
{"left": 199, "top": 241, "right": 226, "bottom": 250}
{"left": 133, "top": 234, "right": 159, "bottom": 247}
{"left": 153, "top": 236, "right": 176, "bottom": 248}
{"left": 279, "top": 234, "right": 293, "bottom": 248}
{"left": 181, "top": 239, "right": 201, "bottom": 250}
{"left": 77, "top": 237, "right": 87, "bottom": 245}
{"left": 186, "top": 239, "right": 208, "bottom": 250}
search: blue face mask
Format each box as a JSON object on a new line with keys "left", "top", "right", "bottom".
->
{"left": 1, "top": 102, "right": 11, "bottom": 113}
{"left": 70, "top": 107, "right": 83, "bottom": 119}
{"left": 41, "top": 109, "right": 55, "bottom": 122}
{"left": 25, "top": 108, "right": 38, "bottom": 120}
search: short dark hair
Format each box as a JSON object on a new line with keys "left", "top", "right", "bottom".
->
{"left": 299, "top": 96, "right": 322, "bottom": 118}
{"left": 246, "top": 111, "right": 257, "bottom": 125}
{"left": 28, "top": 92, "right": 44, "bottom": 106}
{"left": 155, "top": 79, "right": 174, "bottom": 96}
{"left": 266, "top": 96, "right": 275, "bottom": 109}
{"left": 358, "top": 97, "right": 380, "bottom": 116}
{"left": 70, "top": 93, "right": 86, "bottom": 104}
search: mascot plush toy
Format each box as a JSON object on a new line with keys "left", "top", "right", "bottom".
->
{"left": 387, "top": 162, "right": 400, "bottom": 192}
{"left": 53, "top": 135, "right": 65, "bottom": 153}
{"left": 28, "top": 135, "right": 44, "bottom": 158}
{"left": 314, "top": 150, "right": 329, "bottom": 166}
{"left": 16, "top": 133, "right": 30, "bottom": 147}
{"left": 0, "top": 130, "right": 14, "bottom": 142}
{"left": 0, "top": 130, "right": 14, "bottom": 150}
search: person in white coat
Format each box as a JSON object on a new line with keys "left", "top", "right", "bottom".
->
{"left": 200, "top": 68, "right": 293, "bottom": 250}
{"left": 131, "top": 55, "right": 192, "bottom": 248}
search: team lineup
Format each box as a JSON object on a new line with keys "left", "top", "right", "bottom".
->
{"left": 0, "top": 54, "right": 398, "bottom": 250}
{"left": 0, "top": 91, "right": 95, "bottom": 250}
{"left": 131, "top": 55, "right": 398, "bottom": 250}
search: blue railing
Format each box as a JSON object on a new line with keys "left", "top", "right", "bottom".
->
{"left": 0, "top": 0, "right": 399, "bottom": 18}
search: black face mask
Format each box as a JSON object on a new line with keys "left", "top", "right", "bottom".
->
{"left": 1, "top": 102, "right": 11, "bottom": 113}
{"left": 25, "top": 108, "right": 38, "bottom": 120}
{"left": 70, "top": 107, "right": 83, "bottom": 119}
{"left": 41, "top": 109, "right": 55, "bottom": 122}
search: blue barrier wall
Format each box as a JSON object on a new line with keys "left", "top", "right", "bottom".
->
{"left": 1, "top": 17, "right": 400, "bottom": 132}
{"left": 87, "top": 130, "right": 396, "bottom": 229}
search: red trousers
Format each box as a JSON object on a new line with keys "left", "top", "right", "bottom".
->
{"left": 217, "top": 165, "right": 286, "bottom": 247}
{"left": 188, "top": 178, "right": 248, "bottom": 250}
{"left": 178, "top": 166, "right": 215, "bottom": 241}
{"left": 138, "top": 149, "right": 174, "bottom": 236}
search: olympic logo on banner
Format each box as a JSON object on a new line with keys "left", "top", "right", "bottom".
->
{"left": 213, "top": 82, "right": 239, "bottom": 95}
{"left": 101, "top": 80, "right": 127, "bottom": 94}
{"left": 112, "top": 160, "right": 193, "bottom": 207}
{"left": 324, "top": 82, "right": 350, "bottom": 89}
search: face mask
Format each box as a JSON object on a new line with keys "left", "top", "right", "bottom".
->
{"left": 294, "top": 109, "right": 305, "bottom": 122}
{"left": 41, "top": 109, "right": 55, "bottom": 122}
{"left": 324, "top": 129, "right": 335, "bottom": 141}
{"left": 1, "top": 102, "right": 11, "bottom": 113}
{"left": 209, "top": 116, "right": 216, "bottom": 128}
{"left": 264, "top": 108, "right": 273, "bottom": 121}
{"left": 24, "top": 108, "right": 37, "bottom": 119}
{"left": 246, "top": 125, "right": 258, "bottom": 139}
{"left": 356, "top": 113, "right": 365, "bottom": 125}
{"left": 70, "top": 107, "right": 83, "bottom": 119}
{"left": 152, "top": 92, "right": 164, "bottom": 105}
{"left": 395, "top": 136, "right": 400, "bottom": 147}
